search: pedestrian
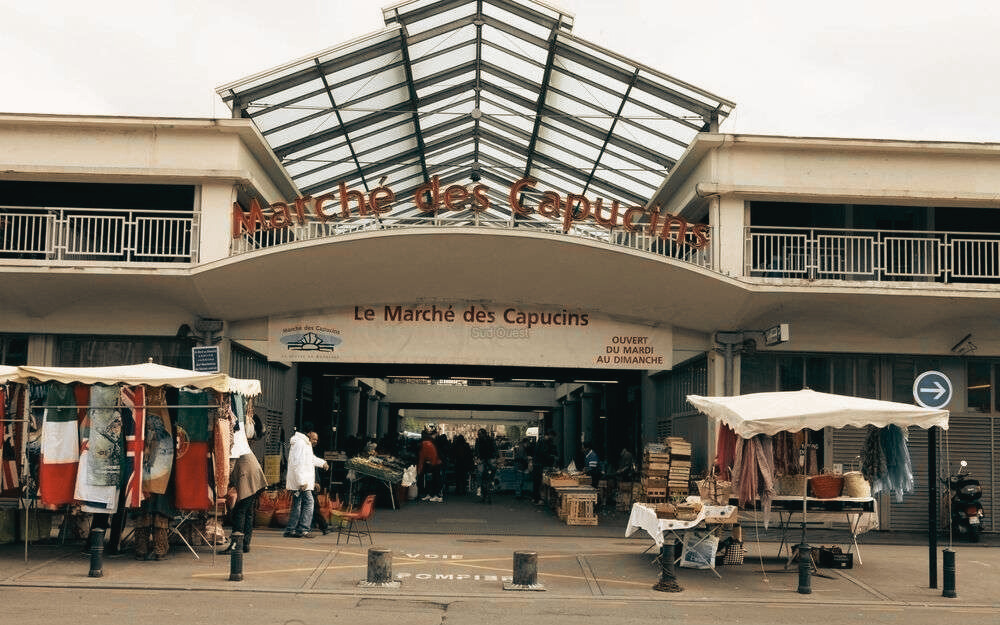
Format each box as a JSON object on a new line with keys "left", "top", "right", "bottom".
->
{"left": 514, "top": 437, "right": 532, "bottom": 498}
{"left": 284, "top": 429, "right": 328, "bottom": 538}
{"left": 582, "top": 441, "right": 601, "bottom": 488}
{"left": 531, "top": 429, "right": 558, "bottom": 504}
{"left": 474, "top": 428, "right": 498, "bottom": 503}
{"left": 308, "top": 431, "right": 332, "bottom": 535}
{"left": 218, "top": 419, "right": 266, "bottom": 554}
{"left": 451, "top": 434, "right": 474, "bottom": 495}
{"left": 417, "top": 431, "right": 443, "bottom": 502}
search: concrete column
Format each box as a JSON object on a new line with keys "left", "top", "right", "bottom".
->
{"left": 365, "top": 391, "right": 378, "bottom": 439}
{"left": 563, "top": 397, "right": 580, "bottom": 467}
{"left": 342, "top": 385, "right": 360, "bottom": 439}
{"left": 377, "top": 401, "right": 390, "bottom": 437}
{"left": 550, "top": 406, "right": 564, "bottom": 466}
{"left": 581, "top": 390, "right": 600, "bottom": 444}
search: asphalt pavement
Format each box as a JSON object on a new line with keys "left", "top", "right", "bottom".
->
{"left": 1, "top": 493, "right": 997, "bottom": 610}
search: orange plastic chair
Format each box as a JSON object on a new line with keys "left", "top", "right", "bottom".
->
{"left": 332, "top": 494, "right": 376, "bottom": 546}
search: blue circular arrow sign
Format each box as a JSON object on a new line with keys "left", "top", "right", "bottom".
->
{"left": 913, "top": 370, "right": 952, "bottom": 409}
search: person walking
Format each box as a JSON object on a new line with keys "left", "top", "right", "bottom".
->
{"left": 307, "top": 431, "right": 332, "bottom": 535}
{"left": 417, "top": 431, "right": 443, "bottom": 502}
{"left": 284, "top": 429, "right": 328, "bottom": 538}
{"left": 218, "top": 420, "right": 266, "bottom": 554}
{"left": 531, "top": 429, "right": 558, "bottom": 504}
{"left": 451, "top": 434, "right": 474, "bottom": 495}
{"left": 474, "top": 428, "right": 498, "bottom": 504}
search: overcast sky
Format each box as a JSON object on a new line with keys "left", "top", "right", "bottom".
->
{"left": 3, "top": 0, "right": 998, "bottom": 143}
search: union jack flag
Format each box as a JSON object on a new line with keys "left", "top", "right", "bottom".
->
{"left": 120, "top": 385, "right": 145, "bottom": 508}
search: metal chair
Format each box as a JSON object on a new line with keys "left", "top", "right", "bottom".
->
{"left": 331, "top": 494, "right": 376, "bottom": 546}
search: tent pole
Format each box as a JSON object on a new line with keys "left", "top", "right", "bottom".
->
{"left": 928, "top": 425, "right": 938, "bottom": 589}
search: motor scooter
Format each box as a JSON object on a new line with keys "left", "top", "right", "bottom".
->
{"left": 947, "top": 460, "right": 984, "bottom": 542}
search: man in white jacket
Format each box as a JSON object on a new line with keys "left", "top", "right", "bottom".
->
{"left": 284, "top": 430, "right": 328, "bottom": 538}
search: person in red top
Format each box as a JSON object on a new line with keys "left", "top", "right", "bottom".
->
{"left": 417, "top": 430, "right": 443, "bottom": 502}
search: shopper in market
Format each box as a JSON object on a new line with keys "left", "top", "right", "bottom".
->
{"left": 582, "top": 441, "right": 601, "bottom": 488}
{"left": 417, "top": 430, "right": 443, "bottom": 502}
{"left": 531, "top": 429, "right": 558, "bottom": 504}
{"left": 474, "top": 428, "right": 498, "bottom": 503}
{"left": 284, "top": 428, "right": 328, "bottom": 538}
{"left": 218, "top": 418, "right": 267, "bottom": 554}
{"left": 308, "top": 431, "right": 332, "bottom": 535}
{"left": 451, "top": 434, "right": 474, "bottom": 495}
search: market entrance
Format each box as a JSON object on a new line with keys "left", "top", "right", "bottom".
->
{"left": 293, "top": 362, "right": 643, "bottom": 531}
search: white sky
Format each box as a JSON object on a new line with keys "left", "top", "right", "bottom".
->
{"left": 3, "top": 0, "right": 999, "bottom": 142}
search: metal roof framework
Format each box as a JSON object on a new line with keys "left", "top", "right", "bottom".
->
{"left": 217, "top": 0, "right": 734, "bottom": 227}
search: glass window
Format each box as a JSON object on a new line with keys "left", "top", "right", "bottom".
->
{"left": 967, "top": 361, "right": 991, "bottom": 413}
{"left": 806, "top": 357, "right": 831, "bottom": 392}
{"left": 0, "top": 335, "right": 28, "bottom": 366}
{"left": 778, "top": 356, "right": 804, "bottom": 391}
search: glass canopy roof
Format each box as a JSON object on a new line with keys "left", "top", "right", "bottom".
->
{"left": 217, "top": 0, "right": 734, "bottom": 225}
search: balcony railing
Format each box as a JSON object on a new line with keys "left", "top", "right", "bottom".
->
{"left": 747, "top": 226, "right": 1000, "bottom": 283}
{"left": 0, "top": 206, "right": 196, "bottom": 263}
{"left": 231, "top": 213, "right": 714, "bottom": 268}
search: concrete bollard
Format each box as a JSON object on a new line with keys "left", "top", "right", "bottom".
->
{"left": 88, "top": 528, "right": 105, "bottom": 578}
{"left": 652, "top": 541, "right": 682, "bottom": 592}
{"left": 228, "top": 532, "right": 244, "bottom": 582}
{"left": 504, "top": 551, "right": 545, "bottom": 591}
{"left": 797, "top": 543, "right": 812, "bottom": 595}
{"left": 942, "top": 549, "right": 957, "bottom": 598}
{"left": 358, "top": 547, "right": 400, "bottom": 588}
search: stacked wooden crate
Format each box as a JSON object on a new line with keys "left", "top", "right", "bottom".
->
{"left": 640, "top": 444, "right": 670, "bottom": 501}
{"left": 666, "top": 437, "right": 692, "bottom": 495}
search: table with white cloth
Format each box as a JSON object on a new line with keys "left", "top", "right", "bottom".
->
{"left": 739, "top": 495, "right": 878, "bottom": 565}
{"left": 625, "top": 502, "right": 738, "bottom": 578}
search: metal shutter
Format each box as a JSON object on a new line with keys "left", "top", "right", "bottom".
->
{"left": 940, "top": 415, "right": 994, "bottom": 532}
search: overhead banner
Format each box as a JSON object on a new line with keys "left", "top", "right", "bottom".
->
{"left": 268, "top": 304, "right": 672, "bottom": 370}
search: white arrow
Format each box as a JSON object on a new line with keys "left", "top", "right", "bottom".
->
{"left": 919, "top": 381, "right": 946, "bottom": 400}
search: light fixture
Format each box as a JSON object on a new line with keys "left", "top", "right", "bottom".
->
{"left": 388, "top": 375, "right": 431, "bottom": 380}
{"left": 513, "top": 378, "right": 556, "bottom": 383}
{"left": 450, "top": 376, "right": 493, "bottom": 382}
{"left": 573, "top": 380, "right": 618, "bottom": 384}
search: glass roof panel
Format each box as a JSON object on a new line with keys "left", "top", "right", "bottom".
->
{"left": 220, "top": 0, "right": 733, "bottom": 217}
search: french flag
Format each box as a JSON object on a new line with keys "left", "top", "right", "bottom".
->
{"left": 40, "top": 383, "right": 83, "bottom": 506}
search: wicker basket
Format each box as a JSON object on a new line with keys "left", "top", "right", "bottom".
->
{"left": 775, "top": 474, "right": 807, "bottom": 496}
{"left": 809, "top": 474, "right": 844, "bottom": 499}
{"left": 697, "top": 478, "right": 733, "bottom": 505}
{"left": 842, "top": 471, "right": 871, "bottom": 498}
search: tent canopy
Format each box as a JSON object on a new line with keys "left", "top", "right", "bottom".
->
{"left": 686, "top": 389, "right": 949, "bottom": 439}
{"left": 0, "top": 365, "right": 18, "bottom": 383}
{"left": 12, "top": 362, "right": 261, "bottom": 397}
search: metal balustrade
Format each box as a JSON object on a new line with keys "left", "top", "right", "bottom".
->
{"left": 748, "top": 226, "right": 1000, "bottom": 283}
{"left": 230, "top": 213, "right": 716, "bottom": 268}
{"left": 0, "top": 206, "right": 195, "bottom": 263}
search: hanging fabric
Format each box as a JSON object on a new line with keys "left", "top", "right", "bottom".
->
{"left": 39, "top": 383, "right": 80, "bottom": 506}
{"left": 120, "top": 385, "right": 146, "bottom": 508}
{"left": 1, "top": 385, "right": 19, "bottom": 493}
{"left": 714, "top": 423, "right": 738, "bottom": 480}
{"left": 143, "top": 386, "right": 173, "bottom": 494}
{"left": 75, "top": 383, "right": 122, "bottom": 514}
{"left": 174, "top": 388, "right": 212, "bottom": 510}
{"left": 731, "top": 434, "right": 776, "bottom": 527}
{"left": 213, "top": 391, "right": 233, "bottom": 497}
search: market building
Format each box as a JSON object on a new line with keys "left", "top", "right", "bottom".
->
{"left": 1, "top": 0, "right": 998, "bottom": 534}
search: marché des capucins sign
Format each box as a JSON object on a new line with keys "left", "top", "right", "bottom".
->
{"left": 232, "top": 176, "right": 709, "bottom": 249}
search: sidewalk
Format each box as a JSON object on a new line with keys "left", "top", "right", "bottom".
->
{"left": 1, "top": 494, "right": 997, "bottom": 608}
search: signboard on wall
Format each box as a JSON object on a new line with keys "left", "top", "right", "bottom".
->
{"left": 268, "top": 304, "right": 673, "bottom": 370}
{"left": 191, "top": 346, "right": 220, "bottom": 373}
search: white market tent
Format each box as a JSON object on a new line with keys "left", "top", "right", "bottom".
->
{"left": 686, "top": 389, "right": 950, "bottom": 590}
{"left": 0, "top": 365, "right": 18, "bottom": 384}
{"left": 686, "top": 389, "right": 949, "bottom": 437}
{"left": 13, "top": 362, "right": 261, "bottom": 396}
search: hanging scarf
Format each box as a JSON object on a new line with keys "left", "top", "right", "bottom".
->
{"left": 174, "top": 388, "right": 212, "bottom": 510}
{"left": 39, "top": 383, "right": 80, "bottom": 506}
{"left": 714, "top": 423, "right": 738, "bottom": 480}
{"left": 120, "top": 385, "right": 146, "bottom": 508}
{"left": 731, "top": 434, "right": 777, "bottom": 528}
{"left": 143, "top": 386, "right": 173, "bottom": 495}
{"left": 75, "top": 384, "right": 121, "bottom": 514}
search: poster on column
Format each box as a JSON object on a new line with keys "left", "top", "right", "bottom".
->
{"left": 268, "top": 304, "right": 672, "bottom": 370}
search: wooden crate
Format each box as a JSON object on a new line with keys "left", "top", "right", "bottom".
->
{"left": 565, "top": 493, "right": 598, "bottom": 526}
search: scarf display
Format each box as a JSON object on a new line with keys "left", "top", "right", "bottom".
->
{"left": 861, "top": 424, "right": 913, "bottom": 502}
{"left": 40, "top": 383, "right": 80, "bottom": 506}
{"left": 120, "top": 385, "right": 146, "bottom": 508}
{"left": 731, "top": 434, "right": 776, "bottom": 527}
{"left": 173, "top": 388, "right": 212, "bottom": 510}
{"left": 213, "top": 391, "right": 233, "bottom": 497}
{"left": 143, "top": 386, "right": 174, "bottom": 494}
{"left": 75, "top": 384, "right": 122, "bottom": 514}
{"left": 714, "top": 423, "right": 738, "bottom": 480}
